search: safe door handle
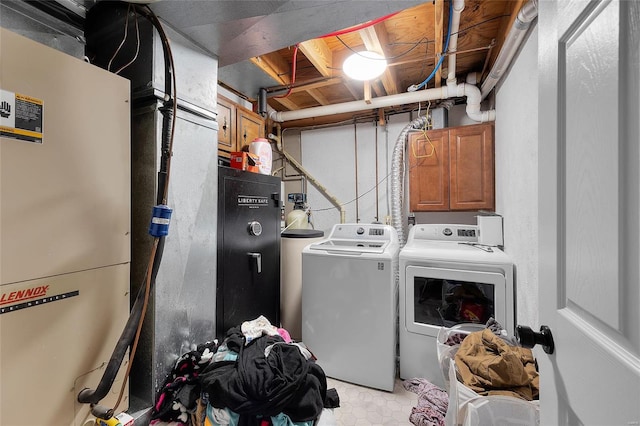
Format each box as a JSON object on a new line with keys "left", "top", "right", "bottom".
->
{"left": 248, "top": 252, "right": 262, "bottom": 274}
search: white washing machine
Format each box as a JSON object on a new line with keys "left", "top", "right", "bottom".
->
{"left": 399, "top": 224, "right": 514, "bottom": 388}
{"left": 302, "top": 223, "right": 399, "bottom": 391}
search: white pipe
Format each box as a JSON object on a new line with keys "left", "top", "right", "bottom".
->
{"left": 481, "top": 0, "right": 538, "bottom": 99}
{"left": 269, "top": 83, "right": 495, "bottom": 123}
{"left": 447, "top": 0, "right": 465, "bottom": 88}
{"left": 465, "top": 82, "right": 496, "bottom": 122}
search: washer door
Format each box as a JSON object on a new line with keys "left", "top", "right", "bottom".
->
{"left": 405, "top": 266, "right": 507, "bottom": 337}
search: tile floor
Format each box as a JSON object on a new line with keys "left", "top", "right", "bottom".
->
{"left": 325, "top": 377, "right": 419, "bottom": 426}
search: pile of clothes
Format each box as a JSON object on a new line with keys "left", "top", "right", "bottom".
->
{"left": 151, "top": 316, "right": 338, "bottom": 426}
{"left": 403, "top": 378, "right": 449, "bottom": 426}
{"left": 454, "top": 328, "right": 539, "bottom": 401}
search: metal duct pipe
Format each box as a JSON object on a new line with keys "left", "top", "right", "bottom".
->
{"left": 481, "top": 0, "right": 538, "bottom": 99}
{"left": 258, "top": 87, "right": 268, "bottom": 117}
{"left": 447, "top": 0, "right": 465, "bottom": 87}
{"left": 390, "top": 115, "right": 430, "bottom": 247}
{"left": 269, "top": 83, "right": 495, "bottom": 123}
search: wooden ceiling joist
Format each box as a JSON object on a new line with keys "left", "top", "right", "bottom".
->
{"left": 298, "top": 39, "right": 333, "bottom": 78}
{"left": 434, "top": 0, "right": 444, "bottom": 88}
{"left": 307, "top": 88, "right": 330, "bottom": 105}
{"left": 270, "top": 95, "right": 300, "bottom": 111}
{"left": 358, "top": 26, "right": 398, "bottom": 95}
{"left": 266, "top": 77, "right": 345, "bottom": 94}
{"left": 288, "top": 77, "right": 343, "bottom": 93}
{"left": 250, "top": 52, "right": 291, "bottom": 85}
{"left": 343, "top": 81, "right": 362, "bottom": 101}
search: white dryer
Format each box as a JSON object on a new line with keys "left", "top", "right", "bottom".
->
{"left": 302, "top": 223, "right": 399, "bottom": 391}
{"left": 399, "top": 224, "right": 514, "bottom": 388}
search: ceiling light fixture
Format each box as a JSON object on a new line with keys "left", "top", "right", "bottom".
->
{"left": 342, "top": 51, "right": 387, "bottom": 81}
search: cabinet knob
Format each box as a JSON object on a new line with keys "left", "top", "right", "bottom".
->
{"left": 222, "top": 117, "right": 227, "bottom": 136}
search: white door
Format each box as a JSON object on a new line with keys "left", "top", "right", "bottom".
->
{"left": 538, "top": 0, "right": 640, "bottom": 424}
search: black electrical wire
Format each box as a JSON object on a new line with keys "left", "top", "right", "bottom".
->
{"left": 334, "top": 12, "right": 511, "bottom": 64}
{"left": 310, "top": 148, "right": 424, "bottom": 213}
{"left": 336, "top": 34, "right": 429, "bottom": 61}
{"left": 451, "top": 14, "right": 511, "bottom": 37}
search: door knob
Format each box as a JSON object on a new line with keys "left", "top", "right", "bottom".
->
{"left": 516, "top": 325, "right": 555, "bottom": 354}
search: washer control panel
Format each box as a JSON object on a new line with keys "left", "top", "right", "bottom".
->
{"left": 327, "top": 223, "right": 398, "bottom": 243}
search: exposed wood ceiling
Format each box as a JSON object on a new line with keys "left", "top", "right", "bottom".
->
{"left": 14, "top": 0, "right": 525, "bottom": 129}
{"left": 230, "top": 0, "right": 525, "bottom": 128}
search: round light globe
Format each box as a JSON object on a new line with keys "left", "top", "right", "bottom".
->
{"left": 342, "top": 51, "right": 387, "bottom": 81}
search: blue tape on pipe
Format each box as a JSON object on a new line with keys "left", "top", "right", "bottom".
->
{"left": 148, "top": 204, "right": 172, "bottom": 237}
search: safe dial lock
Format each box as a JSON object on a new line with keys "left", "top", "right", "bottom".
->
{"left": 248, "top": 221, "right": 262, "bottom": 236}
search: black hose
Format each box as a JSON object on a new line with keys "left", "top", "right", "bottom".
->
{"left": 157, "top": 103, "right": 173, "bottom": 204}
{"left": 77, "top": 235, "right": 166, "bottom": 407}
{"left": 77, "top": 3, "right": 174, "bottom": 413}
{"left": 76, "top": 276, "right": 147, "bottom": 405}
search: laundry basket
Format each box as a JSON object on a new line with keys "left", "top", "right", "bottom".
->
{"left": 443, "top": 358, "right": 540, "bottom": 426}
{"left": 463, "top": 396, "right": 539, "bottom": 426}
{"left": 436, "top": 323, "right": 486, "bottom": 390}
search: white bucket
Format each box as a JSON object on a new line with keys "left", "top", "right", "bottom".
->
{"left": 249, "top": 138, "right": 272, "bottom": 175}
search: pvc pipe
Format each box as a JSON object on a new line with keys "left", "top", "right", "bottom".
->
{"left": 465, "top": 82, "right": 496, "bottom": 122}
{"left": 269, "top": 83, "right": 495, "bottom": 123}
{"left": 447, "top": 0, "right": 465, "bottom": 87}
{"left": 481, "top": 0, "right": 538, "bottom": 99}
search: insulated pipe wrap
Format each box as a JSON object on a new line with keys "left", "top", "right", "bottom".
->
{"left": 480, "top": 0, "right": 538, "bottom": 99}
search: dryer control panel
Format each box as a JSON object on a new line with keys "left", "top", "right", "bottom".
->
{"left": 410, "top": 224, "right": 480, "bottom": 242}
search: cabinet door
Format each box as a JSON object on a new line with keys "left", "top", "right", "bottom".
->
{"left": 237, "top": 107, "right": 265, "bottom": 151}
{"left": 409, "top": 130, "right": 449, "bottom": 211}
{"left": 217, "top": 96, "right": 235, "bottom": 157}
{"left": 449, "top": 123, "right": 494, "bottom": 211}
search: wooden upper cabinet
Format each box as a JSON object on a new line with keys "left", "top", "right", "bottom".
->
{"left": 449, "top": 123, "right": 494, "bottom": 211}
{"left": 409, "top": 123, "right": 494, "bottom": 212}
{"left": 217, "top": 96, "right": 235, "bottom": 155}
{"left": 237, "top": 107, "right": 265, "bottom": 151}
{"left": 217, "top": 95, "right": 265, "bottom": 158}
{"left": 409, "top": 129, "right": 450, "bottom": 211}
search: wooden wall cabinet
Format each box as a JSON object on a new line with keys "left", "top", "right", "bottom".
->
{"left": 217, "top": 95, "right": 265, "bottom": 158}
{"left": 409, "top": 123, "right": 494, "bottom": 212}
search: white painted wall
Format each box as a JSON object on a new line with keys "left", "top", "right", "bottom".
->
{"left": 297, "top": 114, "right": 410, "bottom": 233}
{"left": 494, "top": 25, "right": 539, "bottom": 329}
